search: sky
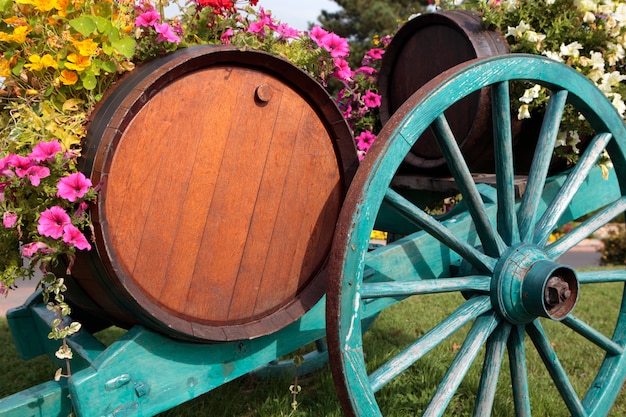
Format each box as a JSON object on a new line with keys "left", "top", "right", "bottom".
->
{"left": 256, "top": 0, "right": 341, "bottom": 31}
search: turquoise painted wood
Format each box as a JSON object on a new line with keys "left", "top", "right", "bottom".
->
{"left": 326, "top": 54, "right": 626, "bottom": 417}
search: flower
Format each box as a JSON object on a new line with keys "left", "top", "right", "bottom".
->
{"left": 56, "top": 172, "right": 92, "bottom": 202}
{"left": 356, "top": 130, "right": 377, "bottom": 154}
{"left": 29, "top": 140, "right": 62, "bottom": 162}
{"left": 3, "top": 211, "right": 17, "bottom": 228}
{"left": 37, "top": 206, "right": 71, "bottom": 239}
{"left": 154, "top": 23, "right": 181, "bottom": 44}
{"left": 363, "top": 90, "right": 382, "bottom": 108}
{"left": 62, "top": 224, "right": 91, "bottom": 250}
{"left": 135, "top": 8, "right": 160, "bottom": 27}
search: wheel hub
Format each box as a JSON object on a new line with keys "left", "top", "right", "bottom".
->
{"left": 491, "top": 244, "right": 579, "bottom": 324}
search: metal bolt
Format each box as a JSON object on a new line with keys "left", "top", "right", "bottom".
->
{"left": 544, "top": 276, "right": 571, "bottom": 308}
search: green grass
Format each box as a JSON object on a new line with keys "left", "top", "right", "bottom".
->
{"left": 2, "top": 279, "right": 626, "bottom": 416}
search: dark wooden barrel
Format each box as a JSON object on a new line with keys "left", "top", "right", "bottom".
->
{"left": 378, "top": 10, "right": 509, "bottom": 174}
{"left": 67, "top": 45, "right": 358, "bottom": 342}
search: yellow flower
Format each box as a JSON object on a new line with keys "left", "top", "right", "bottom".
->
{"left": 3, "top": 17, "right": 28, "bottom": 26}
{"left": 41, "top": 54, "right": 58, "bottom": 69}
{"left": 0, "top": 25, "right": 32, "bottom": 44}
{"left": 64, "top": 53, "right": 91, "bottom": 72}
{"left": 0, "top": 57, "right": 10, "bottom": 77}
{"left": 15, "top": 0, "right": 56, "bottom": 12}
{"left": 58, "top": 69, "right": 78, "bottom": 85}
{"left": 25, "top": 55, "right": 45, "bottom": 71}
{"left": 71, "top": 38, "right": 98, "bottom": 57}
{"left": 25, "top": 54, "right": 58, "bottom": 71}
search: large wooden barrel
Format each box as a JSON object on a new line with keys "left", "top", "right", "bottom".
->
{"left": 378, "top": 10, "right": 509, "bottom": 174}
{"left": 68, "top": 46, "right": 358, "bottom": 342}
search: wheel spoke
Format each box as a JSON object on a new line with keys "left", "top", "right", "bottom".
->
{"left": 431, "top": 114, "right": 507, "bottom": 257}
{"left": 546, "top": 196, "right": 626, "bottom": 258}
{"left": 518, "top": 89, "right": 569, "bottom": 243}
{"left": 534, "top": 132, "right": 613, "bottom": 246}
{"left": 423, "top": 312, "right": 501, "bottom": 417}
{"left": 384, "top": 188, "right": 497, "bottom": 273}
{"left": 526, "top": 320, "right": 588, "bottom": 417}
{"left": 578, "top": 270, "right": 626, "bottom": 284}
{"left": 491, "top": 81, "right": 520, "bottom": 246}
{"left": 562, "top": 315, "right": 624, "bottom": 356}
{"left": 360, "top": 276, "right": 491, "bottom": 299}
{"left": 473, "top": 322, "right": 513, "bottom": 416}
{"left": 368, "top": 296, "right": 492, "bottom": 393}
{"left": 508, "top": 325, "right": 532, "bottom": 417}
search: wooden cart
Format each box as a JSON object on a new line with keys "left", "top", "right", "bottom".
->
{"left": 2, "top": 11, "right": 626, "bottom": 417}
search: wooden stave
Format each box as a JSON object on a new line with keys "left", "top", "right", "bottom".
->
{"left": 67, "top": 45, "right": 358, "bottom": 342}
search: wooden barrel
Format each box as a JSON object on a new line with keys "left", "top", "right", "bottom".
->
{"left": 68, "top": 45, "right": 358, "bottom": 342}
{"left": 378, "top": 10, "right": 509, "bottom": 174}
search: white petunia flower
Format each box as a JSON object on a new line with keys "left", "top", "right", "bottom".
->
{"left": 560, "top": 41, "right": 583, "bottom": 58}
{"left": 567, "top": 131, "right": 581, "bottom": 154}
{"left": 519, "top": 84, "right": 542, "bottom": 104}
{"left": 589, "top": 51, "right": 606, "bottom": 70}
{"left": 524, "top": 30, "right": 546, "bottom": 43}
{"left": 599, "top": 71, "right": 626, "bottom": 93}
{"left": 518, "top": 104, "right": 531, "bottom": 120}
{"left": 615, "top": 3, "right": 626, "bottom": 22}
{"left": 610, "top": 93, "right": 626, "bottom": 117}
{"left": 543, "top": 50, "right": 564, "bottom": 62}
{"left": 583, "top": 11, "right": 596, "bottom": 23}
{"left": 506, "top": 20, "right": 530, "bottom": 38}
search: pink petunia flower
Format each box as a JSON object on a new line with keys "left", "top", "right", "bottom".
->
{"left": 155, "top": 23, "right": 181, "bottom": 44}
{"left": 8, "top": 154, "right": 33, "bottom": 178}
{"left": 220, "top": 28, "right": 234, "bottom": 44}
{"left": 365, "top": 48, "right": 385, "bottom": 60}
{"left": 356, "top": 130, "right": 377, "bottom": 152}
{"left": 135, "top": 8, "right": 160, "bottom": 27}
{"left": 26, "top": 165, "right": 51, "bottom": 186}
{"left": 356, "top": 66, "right": 377, "bottom": 76}
{"left": 22, "top": 241, "right": 50, "bottom": 257}
{"left": 247, "top": 20, "right": 268, "bottom": 36}
{"left": 333, "top": 58, "right": 354, "bottom": 82}
{"left": 362, "top": 90, "right": 382, "bottom": 108}
{"left": 63, "top": 224, "right": 91, "bottom": 250}
{"left": 3, "top": 211, "right": 17, "bottom": 228}
{"left": 38, "top": 206, "right": 71, "bottom": 239}
{"left": 310, "top": 26, "right": 329, "bottom": 45}
{"left": 56, "top": 172, "right": 92, "bottom": 202}
{"left": 276, "top": 23, "right": 300, "bottom": 40}
{"left": 318, "top": 32, "right": 350, "bottom": 58}
{"left": 29, "top": 140, "right": 62, "bottom": 162}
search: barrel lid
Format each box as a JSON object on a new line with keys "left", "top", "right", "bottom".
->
{"left": 378, "top": 11, "right": 509, "bottom": 174}
{"left": 79, "top": 46, "right": 358, "bottom": 341}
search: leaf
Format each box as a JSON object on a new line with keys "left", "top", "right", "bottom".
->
{"left": 110, "top": 37, "right": 136, "bottom": 59}
{"left": 91, "top": 16, "right": 112, "bottom": 34}
{"left": 0, "top": 0, "right": 12, "bottom": 12}
{"left": 62, "top": 98, "right": 85, "bottom": 112}
{"left": 100, "top": 60, "right": 117, "bottom": 73}
{"left": 54, "top": 368, "right": 63, "bottom": 381}
{"left": 69, "top": 16, "right": 97, "bottom": 37}
{"left": 81, "top": 73, "right": 97, "bottom": 90}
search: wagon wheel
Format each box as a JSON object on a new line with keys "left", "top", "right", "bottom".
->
{"left": 327, "top": 54, "right": 626, "bottom": 416}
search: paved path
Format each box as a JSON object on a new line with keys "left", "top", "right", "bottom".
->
{"left": 0, "top": 240, "right": 607, "bottom": 317}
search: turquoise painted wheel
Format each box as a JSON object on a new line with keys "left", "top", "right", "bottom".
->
{"left": 327, "top": 54, "right": 626, "bottom": 416}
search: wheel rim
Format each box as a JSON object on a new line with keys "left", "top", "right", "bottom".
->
{"left": 327, "top": 54, "right": 626, "bottom": 417}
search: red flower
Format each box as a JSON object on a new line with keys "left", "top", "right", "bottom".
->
{"left": 197, "top": 0, "right": 232, "bottom": 8}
